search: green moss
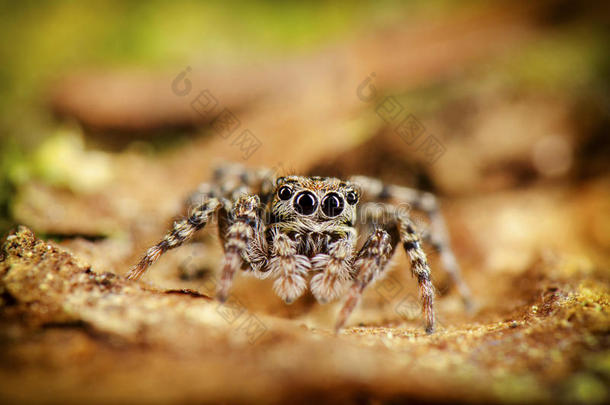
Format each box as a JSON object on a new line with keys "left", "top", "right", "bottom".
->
{"left": 390, "top": 26, "right": 608, "bottom": 116}
{"left": 492, "top": 374, "right": 548, "bottom": 404}
{"left": 565, "top": 374, "right": 608, "bottom": 405}
{"left": 6, "top": 128, "right": 113, "bottom": 194}
{"left": 495, "top": 28, "right": 608, "bottom": 93}
{"left": 0, "top": 137, "right": 23, "bottom": 234}
{"left": 584, "top": 351, "right": 610, "bottom": 380}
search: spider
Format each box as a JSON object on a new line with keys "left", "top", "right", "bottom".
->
{"left": 126, "top": 163, "right": 472, "bottom": 333}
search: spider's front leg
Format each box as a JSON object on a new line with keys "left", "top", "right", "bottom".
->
{"left": 335, "top": 229, "right": 394, "bottom": 331}
{"left": 126, "top": 196, "right": 222, "bottom": 281}
{"left": 216, "top": 194, "right": 262, "bottom": 302}
{"left": 397, "top": 214, "right": 436, "bottom": 333}
{"left": 351, "top": 175, "right": 472, "bottom": 310}
{"left": 336, "top": 209, "right": 436, "bottom": 333}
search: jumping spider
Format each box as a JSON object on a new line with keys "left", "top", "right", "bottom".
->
{"left": 127, "top": 163, "right": 472, "bottom": 333}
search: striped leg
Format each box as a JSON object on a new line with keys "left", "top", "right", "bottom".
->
{"left": 126, "top": 197, "right": 221, "bottom": 281}
{"left": 335, "top": 229, "right": 393, "bottom": 332}
{"left": 426, "top": 208, "right": 473, "bottom": 310}
{"left": 213, "top": 162, "right": 279, "bottom": 202}
{"left": 398, "top": 214, "right": 435, "bottom": 333}
{"left": 351, "top": 175, "right": 473, "bottom": 310}
{"left": 343, "top": 204, "right": 436, "bottom": 333}
{"left": 185, "top": 162, "right": 278, "bottom": 249}
{"left": 186, "top": 164, "right": 275, "bottom": 209}
{"left": 216, "top": 194, "right": 261, "bottom": 302}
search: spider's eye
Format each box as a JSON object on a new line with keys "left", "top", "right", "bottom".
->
{"left": 293, "top": 191, "right": 318, "bottom": 215}
{"left": 346, "top": 191, "right": 358, "bottom": 205}
{"left": 321, "top": 192, "right": 344, "bottom": 217}
{"left": 278, "top": 186, "right": 293, "bottom": 200}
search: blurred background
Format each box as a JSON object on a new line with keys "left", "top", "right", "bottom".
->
{"left": 0, "top": 0, "right": 608, "bottom": 234}
{"left": 0, "top": 1, "right": 609, "bottom": 404}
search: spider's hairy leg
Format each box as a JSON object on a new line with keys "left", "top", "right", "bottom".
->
{"left": 213, "top": 162, "right": 279, "bottom": 200}
{"left": 345, "top": 204, "right": 436, "bottom": 333}
{"left": 351, "top": 175, "right": 473, "bottom": 310}
{"left": 185, "top": 163, "right": 277, "bottom": 215}
{"left": 242, "top": 213, "right": 270, "bottom": 276}
{"left": 397, "top": 214, "right": 435, "bottom": 333}
{"left": 310, "top": 234, "right": 356, "bottom": 304}
{"left": 426, "top": 207, "right": 473, "bottom": 310}
{"left": 216, "top": 194, "right": 261, "bottom": 302}
{"left": 184, "top": 183, "right": 217, "bottom": 212}
{"left": 335, "top": 229, "right": 393, "bottom": 332}
{"left": 126, "top": 197, "right": 221, "bottom": 281}
{"left": 269, "top": 231, "right": 311, "bottom": 304}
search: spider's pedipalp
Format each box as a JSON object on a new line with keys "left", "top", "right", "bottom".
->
{"left": 310, "top": 234, "right": 356, "bottom": 303}
{"left": 269, "top": 231, "right": 311, "bottom": 304}
{"left": 126, "top": 197, "right": 222, "bottom": 281}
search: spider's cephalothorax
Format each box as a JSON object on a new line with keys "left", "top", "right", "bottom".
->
{"left": 126, "top": 163, "right": 472, "bottom": 333}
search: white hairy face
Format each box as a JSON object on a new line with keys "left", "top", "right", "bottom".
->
{"left": 270, "top": 175, "right": 361, "bottom": 233}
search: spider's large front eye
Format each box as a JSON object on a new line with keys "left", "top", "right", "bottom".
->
{"left": 293, "top": 191, "right": 318, "bottom": 215}
{"left": 321, "top": 192, "right": 344, "bottom": 217}
{"left": 278, "top": 186, "right": 293, "bottom": 200}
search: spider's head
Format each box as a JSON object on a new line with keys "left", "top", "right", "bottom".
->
{"left": 272, "top": 176, "right": 360, "bottom": 227}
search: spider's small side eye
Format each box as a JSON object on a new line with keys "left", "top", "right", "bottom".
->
{"left": 278, "top": 186, "right": 293, "bottom": 200}
{"left": 346, "top": 191, "right": 358, "bottom": 205}
{"left": 321, "top": 192, "right": 344, "bottom": 217}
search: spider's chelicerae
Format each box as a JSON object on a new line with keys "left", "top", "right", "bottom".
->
{"left": 126, "top": 163, "right": 472, "bottom": 333}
